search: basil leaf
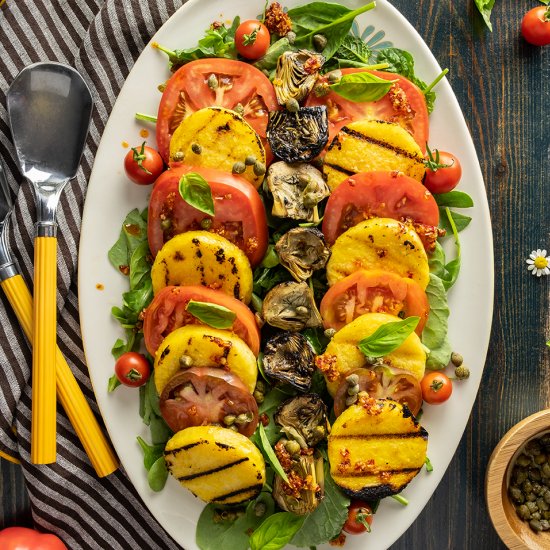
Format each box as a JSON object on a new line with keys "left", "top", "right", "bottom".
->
{"left": 438, "top": 208, "right": 472, "bottom": 234}
{"left": 178, "top": 172, "right": 215, "bottom": 216}
{"left": 186, "top": 300, "right": 236, "bottom": 329}
{"left": 257, "top": 423, "right": 289, "bottom": 483}
{"left": 108, "top": 208, "right": 148, "bottom": 274}
{"left": 358, "top": 317, "right": 419, "bottom": 358}
{"left": 474, "top": 0, "right": 496, "bottom": 31}
{"left": 434, "top": 191, "right": 474, "bottom": 208}
{"left": 287, "top": 2, "right": 375, "bottom": 60}
{"left": 249, "top": 512, "right": 305, "bottom": 550}
{"left": 329, "top": 70, "right": 395, "bottom": 102}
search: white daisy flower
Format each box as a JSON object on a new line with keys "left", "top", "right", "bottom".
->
{"left": 526, "top": 249, "right": 550, "bottom": 277}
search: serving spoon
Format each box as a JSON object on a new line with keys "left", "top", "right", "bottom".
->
{"left": 7, "top": 62, "right": 93, "bottom": 464}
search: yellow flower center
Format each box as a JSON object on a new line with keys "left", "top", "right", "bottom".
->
{"left": 534, "top": 256, "right": 549, "bottom": 269}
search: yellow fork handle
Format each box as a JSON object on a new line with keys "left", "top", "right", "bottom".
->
{"left": 1, "top": 274, "right": 118, "bottom": 476}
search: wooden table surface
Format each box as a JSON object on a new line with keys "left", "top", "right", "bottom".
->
{"left": 1, "top": 1, "right": 549, "bottom": 548}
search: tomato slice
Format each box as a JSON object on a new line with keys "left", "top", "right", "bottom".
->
{"left": 159, "top": 367, "right": 259, "bottom": 436}
{"left": 156, "top": 58, "right": 279, "bottom": 162}
{"left": 333, "top": 366, "right": 422, "bottom": 417}
{"left": 148, "top": 164, "right": 268, "bottom": 266}
{"left": 305, "top": 70, "right": 429, "bottom": 152}
{"left": 143, "top": 285, "right": 260, "bottom": 356}
{"left": 320, "top": 270, "right": 429, "bottom": 335}
{"left": 322, "top": 171, "right": 440, "bottom": 250}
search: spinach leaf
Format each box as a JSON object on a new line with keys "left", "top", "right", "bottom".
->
{"left": 250, "top": 512, "right": 305, "bottom": 550}
{"left": 186, "top": 300, "right": 236, "bottom": 329}
{"left": 260, "top": 244, "right": 280, "bottom": 268}
{"left": 474, "top": 0, "right": 496, "bottom": 31}
{"left": 179, "top": 172, "right": 215, "bottom": 216}
{"left": 257, "top": 424, "right": 289, "bottom": 483}
{"left": 302, "top": 327, "right": 329, "bottom": 355}
{"left": 129, "top": 240, "right": 151, "bottom": 290}
{"left": 147, "top": 456, "right": 168, "bottom": 492}
{"left": 358, "top": 317, "right": 419, "bottom": 358}
{"left": 251, "top": 388, "right": 287, "bottom": 446}
{"left": 253, "top": 265, "right": 293, "bottom": 297}
{"left": 108, "top": 208, "right": 148, "bottom": 274}
{"left": 323, "top": 34, "right": 371, "bottom": 71}
{"left": 254, "top": 37, "right": 292, "bottom": 75}
{"left": 329, "top": 71, "right": 395, "bottom": 102}
{"left": 438, "top": 208, "right": 472, "bottom": 234}
{"left": 149, "top": 415, "right": 173, "bottom": 446}
{"left": 136, "top": 436, "right": 165, "bottom": 470}
{"left": 434, "top": 191, "right": 474, "bottom": 209}
{"left": 287, "top": 1, "right": 376, "bottom": 60}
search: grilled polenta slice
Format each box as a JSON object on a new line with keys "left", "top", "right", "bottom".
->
{"left": 165, "top": 426, "right": 265, "bottom": 505}
{"left": 326, "top": 218, "right": 429, "bottom": 289}
{"left": 316, "top": 312, "right": 426, "bottom": 396}
{"left": 328, "top": 397, "right": 428, "bottom": 499}
{"left": 323, "top": 120, "right": 426, "bottom": 190}
{"left": 151, "top": 231, "right": 253, "bottom": 303}
{"left": 169, "top": 107, "right": 266, "bottom": 188}
{"left": 154, "top": 325, "right": 257, "bottom": 394}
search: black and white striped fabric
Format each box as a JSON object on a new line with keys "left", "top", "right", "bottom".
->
{"left": 0, "top": 1, "right": 186, "bottom": 547}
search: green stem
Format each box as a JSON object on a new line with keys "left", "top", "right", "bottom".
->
{"left": 152, "top": 42, "right": 176, "bottom": 58}
{"left": 363, "top": 62, "right": 390, "bottom": 71}
{"left": 423, "top": 68, "right": 449, "bottom": 95}
{"left": 391, "top": 494, "right": 409, "bottom": 506}
{"left": 135, "top": 112, "right": 158, "bottom": 123}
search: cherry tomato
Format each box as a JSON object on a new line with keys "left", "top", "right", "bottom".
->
{"left": 343, "top": 501, "right": 374, "bottom": 534}
{"left": 320, "top": 270, "right": 430, "bottom": 335}
{"left": 143, "top": 285, "right": 261, "bottom": 357}
{"left": 421, "top": 371, "right": 453, "bottom": 404}
{"left": 124, "top": 142, "right": 164, "bottom": 185}
{"left": 159, "top": 367, "right": 259, "bottom": 436}
{"left": 423, "top": 149, "right": 462, "bottom": 194}
{"left": 0, "top": 527, "right": 68, "bottom": 550}
{"left": 306, "top": 70, "right": 429, "bottom": 152}
{"left": 521, "top": 6, "right": 550, "bottom": 46}
{"left": 114, "top": 352, "right": 151, "bottom": 388}
{"left": 148, "top": 164, "right": 268, "bottom": 266}
{"left": 235, "top": 20, "right": 271, "bottom": 60}
{"left": 156, "top": 59, "right": 278, "bottom": 163}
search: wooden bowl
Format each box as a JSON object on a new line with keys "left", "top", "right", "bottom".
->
{"left": 486, "top": 409, "right": 550, "bottom": 550}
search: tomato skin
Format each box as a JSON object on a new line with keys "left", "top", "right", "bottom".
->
{"left": 421, "top": 371, "right": 453, "bottom": 404}
{"left": 124, "top": 143, "right": 164, "bottom": 185}
{"left": 143, "top": 285, "right": 261, "bottom": 356}
{"left": 343, "top": 501, "right": 374, "bottom": 534}
{"left": 0, "top": 527, "right": 68, "bottom": 550}
{"left": 521, "top": 7, "right": 550, "bottom": 46}
{"left": 235, "top": 20, "right": 270, "bottom": 60}
{"left": 148, "top": 164, "right": 268, "bottom": 266}
{"left": 114, "top": 352, "right": 151, "bottom": 388}
{"left": 423, "top": 151, "right": 462, "bottom": 194}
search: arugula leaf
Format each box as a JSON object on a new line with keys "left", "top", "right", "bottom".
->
{"left": 358, "top": 317, "right": 419, "bottom": 358}
{"left": 250, "top": 512, "right": 305, "bottom": 550}
{"left": 434, "top": 191, "right": 474, "bottom": 208}
{"left": 474, "top": 0, "right": 496, "bottom": 31}
{"left": 287, "top": 1, "right": 376, "bottom": 60}
{"left": 329, "top": 71, "right": 395, "bottom": 102}
{"left": 186, "top": 300, "right": 236, "bottom": 329}
{"left": 179, "top": 172, "right": 215, "bottom": 216}
{"left": 438, "top": 208, "right": 472, "bottom": 233}
{"left": 257, "top": 424, "right": 289, "bottom": 483}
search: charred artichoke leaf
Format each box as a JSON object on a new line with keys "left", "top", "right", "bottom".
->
{"left": 262, "top": 281, "right": 322, "bottom": 331}
{"left": 275, "top": 227, "right": 331, "bottom": 282}
{"left": 275, "top": 394, "right": 328, "bottom": 448}
{"left": 267, "top": 106, "right": 329, "bottom": 164}
{"left": 267, "top": 161, "right": 330, "bottom": 221}
{"left": 262, "top": 332, "right": 315, "bottom": 391}
{"left": 274, "top": 49, "right": 325, "bottom": 105}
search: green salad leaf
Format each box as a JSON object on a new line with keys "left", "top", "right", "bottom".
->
{"left": 254, "top": 37, "right": 293, "bottom": 76}
{"left": 186, "top": 300, "right": 236, "bottom": 329}
{"left": 323, "top": 34, "right": 372, "bottom": 71}
{"left": 178, "top": 172, "right": 215, "bottom": 216}
{"left": 257, "top": 423, "right": 289, "bottom": 483}
{"left": 474, "top": 0, "right": 496, "bottom": 31}
{"left": 434, "top": 190, "right": 474, "bottom": 209}
{"left": 439, "top": 208, "right": 472, "bottom": 234}
{"left": 329, "top": 71, "right": 395, "bottom": 102}
{"left": 358, "top": 317, "right": 420, "bottom": 358}
{"left": 250, "top": 512, "right": 305, "bottom": 550}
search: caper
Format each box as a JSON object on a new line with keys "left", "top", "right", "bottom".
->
{"left": 285, "top": 439, "right": 301, "bottom": 456}
{"left": 286, "top": 30, "right": 297, "bottom": 44}
{"left": 179, "top": 354, "right": 193, "bottom": 368}
{"left": 530, "top": 519, "right": 543, "bottom": 531}
{"left": 253, "top": 390, "right": 265, "bottom": 404}
{"left": 236, "top": 412, "right": 253, "bottom": 425}
{"left": 157, "top": 83, "right": 167, "bottom": 93}
{"left": 172, "top": 150, "right": 185, "bottom": 162}
{"left": 255, "top": 379, "right": 269, "bottom": 394}
{"left": 510, "top": 486, "right": 524, "bottom": 503}
{"left": 544, "top": 490, "right": 550, "bottom": 504}
{"left": 228, "top": 424, "right": 239, "bottom": 432}
{"left": 207, "top": 73, "right": 219, "bottom": 90}
{"left": 527, "top": 440, "right": 542, "bottom": 455}
{"left": 346, "top": 394, "right": 358, "bottom": 407}
{"left": 537, "top": 498, "right": 549, "bottom": 511}
{"left": 314, "top": 425, "right": 326, "bottom": 438}
{"left": 327, "top": 70, "right": 342, "bottom": 84}
{"left": 253, "top": 161, "right": 266, "bottom": 177}
{"left": 285, "top": 98, "right": 300, "bottom": 112}
{"left": 160, "top": 219, "right": 172, "bottom": 231}
{"left": 200, "top": 218, "right": 213, "bottom": 230}
{"left": 544, "top": 510, "right": 550, "bottom": 520}
{"left": 454, "top": 366, "right": 470, "bottom": 380}
{"left": 527, "top": 501, "right": 539, "bottom": 513}
{"left": 543, "top": 463, "right": 550, "bottom": 478}
{"left": 347, "top": 384, "right": 360, "bottom": 396}
{"left": 532, "top": 482, "right": 543, "bottom": 495}
{"left": 191, "top": 142, "right": 202, "bottom": 155}
{"left": 530, "top": 468, "right": 542, "bottom": 481}
{"left": 312, "top": 34, "right": 327, "bottom": 51}
{"left": 532, "top": 512, "right": 542, "bottom": 520}
{"left": 517, "top": 454, "right": 532, "bottom": 467}
{"left": 517, "top": 504, "right": 531, "bottom": 520}
{"left": 515, "top": 467, "right": 528, "bottom": 484}
{"left": 535, "top": 453, "right": 547, "bottom": 465}
{"left": 223, "top": 414, "right": 236, "bottom": 426}
{"left": 451, "top": 352, "right": 464, "bottom": 366}
{"left": 234, "top": 103, "right": 245, "bottom": 116}
{"left": 346, "top": 373, "right": 360, "bottom": 386}
{"left": 541, "top": 435, "right": 550, "bottom": 446}
{"left": 527, "top": 492, "right": 538, "bottom": 502}
{"left": 541, "top": 519, "right": 550, "bottom": 530}
{"left": 232, "top": 161, "right": 246, "bottom": 174}
{"left": 324, "top": 328, "right": 337, "bottom": 339}
{"left": 245, "top": 155, "right": 257, "bottom": 166}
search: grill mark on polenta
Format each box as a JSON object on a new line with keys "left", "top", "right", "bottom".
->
{"left": 330, "top": 433, "right": 425, "bottom": 440}
{"left": 176, "top": 457, "right": 249, "bottom": 481}
{"left": 165, "top": 440, "right": 205, "bottom": 455}
{"left": 213, "top": 483, "right": 264, "bottom": 503}
{"left": 335, "top": 467, "right": 420, "bottom": 477}
{"left": 323, "top": 162, "right": 355, "bottom": 176}
{"left": 340, "top": 126, "right": 423, "bottom": 162}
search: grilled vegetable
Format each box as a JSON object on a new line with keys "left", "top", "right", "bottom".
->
{"left": 154, "top": 325, "right": 258, "bottom": 394}
{"left": 274, "top": 394, "right": 328, "bottom": 448}
{"left": 328, "top": 396, "right": 428, "bottom": 499}
{"left": 164, "top": 426, "right": 266, "bottom": 505}
{"left": 263, "top": 332, "right": 315, "bottom": 391}
{"left": 267, "top": 106, "right": 329, "bottom": 163}
{"left": 323, "top": 119, "right": 426, "bottom": 190}
{"left": 169, "top": 107, "right": 266, "bottom": 188}
{"left": 267, "top": 161, "right": 330, "bottom": 221}
{"left": 325, "top": 218, "right": 430, "bottom": 289}
{"left": 273, "top": 50, "right": 325, "bottom": 105}
{"left": 151, "top": 231, "right": 253, "bottom": 303}
{"left": 315, "top": 312, "right": 427, "bottom": 396}
{"left": 275, "top": 227, "right": 331, "bottom": 282}
{"left": 262, "top": 281, "right": 322, "bottom": 331}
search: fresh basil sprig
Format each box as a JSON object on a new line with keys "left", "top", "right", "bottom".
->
{"left": 178, "top": 172, "right": 215, "bottom": 216}
{"left": 257, "top": 423, "right": 289, "bottom": 483}
{"left": 249, "top": 512, "right": 305, "bottom": 550}
{"left": 329, "top": 71, "right": 396, "bottom": 102}
{"left": 186, "top": 300, "right": 236, "bottom": 329}
{"left": 358, "top": 317, "right": 419, "bottom": 358}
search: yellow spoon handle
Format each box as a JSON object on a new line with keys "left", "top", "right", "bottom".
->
{"left": 1, "top": 273, "right": 118, "bottom": 476}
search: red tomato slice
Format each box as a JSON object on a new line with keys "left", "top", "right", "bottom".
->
{"left": 320, "top": 270, "right": 430, "bottom": 335}
{"left": 148, "top": 164, "right": 268, "bottom": 266}
{"left": 156, "top": 58, "right": 279, "bottom": 162}
{"left": 322, "top": 171, "right": 439, "bottom": 249}
{"left": 305, "top": 70, "right": 429, "bottom": 152}
{"left": 159, "top": 367, "right": 259, "bottom": 436}
{"left": 143, "top": 285, "right": 260, "bottom": 357}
